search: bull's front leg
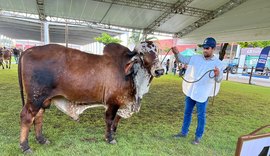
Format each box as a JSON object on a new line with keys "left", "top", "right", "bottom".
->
{"left": 105, "top": 104, "right": 119, "bottom": 144}
{"left": 111, "top": 115, "right": 121, "bottom": 135}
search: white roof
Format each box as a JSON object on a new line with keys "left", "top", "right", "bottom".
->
{"left": 0, "top": 0, "right": 269, "bottom": 45}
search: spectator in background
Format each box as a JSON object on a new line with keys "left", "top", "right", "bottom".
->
{"left": 178, "top": 63, "right": 182, "bottom": 77}
{"left": 243, "top": 63, "right": 248, "bottom": 73}
{"left": 166, "top": 59, "right": 170, "bottom": 74}
{"left": 173, "top": 60, "right": 177, "bottom": 75}
{"left": 13, "top": 47, "right": 20, "bottom": 64}
{"left": 265, "top": 67, "right": 270, "bottom": 76}
{"left": 180, "top": 64, "right": 187, "bottom": 76}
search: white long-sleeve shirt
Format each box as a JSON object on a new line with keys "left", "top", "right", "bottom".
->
{"left": 175, "top": 53, "right": 225, "bottom": 103}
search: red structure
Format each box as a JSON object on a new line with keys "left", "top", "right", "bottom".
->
{"left": 155, "top": 39, "right": 197, "bottom": 55}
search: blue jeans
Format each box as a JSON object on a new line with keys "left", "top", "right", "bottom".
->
{"left": 14, "top": 56, "right": 19, "bottom": 64}
{"left": 181, "top": 96, "right": 208, "bottom": 139}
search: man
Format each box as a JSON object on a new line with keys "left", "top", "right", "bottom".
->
{"left": 13, "top": 47, "right": 20, "bottom": 64}
{"left": 173, "top": 60, "right": 177, "bottom": 75}
{"left": 172, "top": 37, "right": 224, "bottom": 145}
{"left": 180, "top": 63, "right": 187, "bottom": 76}
{"left": 165, "top": 59, "right": 170, "bottom": 74}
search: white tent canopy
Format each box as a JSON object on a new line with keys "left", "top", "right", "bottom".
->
{"left": 178, "top": 0, "right": 270, "bottom": 44}
{"left": 0, "top": 0, "right": 269, "bottom": 45}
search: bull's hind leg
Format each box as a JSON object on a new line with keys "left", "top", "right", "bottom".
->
{"left": 20, "top": 98, "right": 49, "bottom": 153}
{"left": 34, "top": 108, "right": 50, "bottom": 145}
{"left": 19, "top": 104, "right": 37, "bottom": 153}
{"left": 9, "top": 58, "right": 11, "bottom": 69}
{"left": 0, "top": 62, "right": 4, "bottom": 69}
{"left": 105, "top": 104, "right": 119, "bottom": 144}
{"left": 5, "top": 60, "right": 8, "bottom": 69}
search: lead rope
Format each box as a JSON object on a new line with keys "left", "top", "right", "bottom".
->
{"left": 161, "top": 48, "right": 217, "bottom": 105}
{"left": 160, "top": 48, "right": 172, "bottom": 65}
{"left": 179, "top": 70, "right": 217, "bottom": 106}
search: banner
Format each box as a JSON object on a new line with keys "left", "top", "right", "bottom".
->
{"left": 241, "top": 48, "right": 262, "bottom": 56}
{"left": 255, "top": 46, "right": 270, "bottom": 72}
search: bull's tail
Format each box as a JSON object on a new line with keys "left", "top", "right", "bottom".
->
{"left": 18, "top": 52, "right": 25, "bottom": 106}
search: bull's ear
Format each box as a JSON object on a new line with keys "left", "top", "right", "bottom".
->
{"left": 124, "top": 60, "right": 135, "bottom": 76}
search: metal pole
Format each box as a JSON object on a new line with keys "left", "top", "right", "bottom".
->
{"left": 249, "top": 66, "right": 254, "bottom": 84}
{"left": 229, "top": 42, "right": 234, "bottom": 59}
{"left": 65, "top": 22, "right": 69, "bottom": 48}
{"left": 40, "top": 23, "right": 44, "bottom": 44}
{"left": 226, "top": 67, "right": 229, "bottom": 80}
{"left": 142, "top": 29, "right": 148, "bottom": 41}
{"left": 43, "top": 21, "right": 50, "bottom": 44}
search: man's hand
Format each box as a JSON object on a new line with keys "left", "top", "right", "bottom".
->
{"left": 214, "top": 66, "right": 220, "bottom": 77}
{"left": 172, "top": 46, "right": 179, "bottom": 54}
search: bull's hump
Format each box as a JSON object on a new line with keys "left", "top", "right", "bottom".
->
{"left": 103, "top": 43, "right": 130, "bottom": 57}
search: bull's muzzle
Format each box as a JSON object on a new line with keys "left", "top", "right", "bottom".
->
{"left": 154, "top": 69, "right": 164, "bottom": 77}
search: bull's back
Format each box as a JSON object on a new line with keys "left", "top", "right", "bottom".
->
{"left": 21, "top": 44, "right": 102, "bottom": 74}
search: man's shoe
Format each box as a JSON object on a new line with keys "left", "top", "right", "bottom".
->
{"left": 173, "top": 133, "right": 187, "bottom": 139}
{"left": 192, "top": 138, "right": 200, "bottom": 145}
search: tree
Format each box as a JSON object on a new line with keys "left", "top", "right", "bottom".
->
{"left": 238, "top": 41, "right": 270, "bottom": 48}
{"left": 94, "top": 33, "right": 122, "bottom": 45}
{"left": 128, "top": 30, "right": 142, "bottom": 45}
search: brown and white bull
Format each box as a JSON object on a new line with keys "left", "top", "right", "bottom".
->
{"left": 0, "top": 47, "right": 11, "bottom": 69}
{"left": 18, "top": 41, "right": 164, "bottom": 153}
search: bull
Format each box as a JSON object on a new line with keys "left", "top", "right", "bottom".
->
{"left": 0, "top": 47, "right": 11, "bottom": 69}
{"left": 18, "top": 41, "right": 164, "bottom": 153}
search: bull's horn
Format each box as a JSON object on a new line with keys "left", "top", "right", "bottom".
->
{"left": 127, "top": 50, "right": 137, "bottom": 57}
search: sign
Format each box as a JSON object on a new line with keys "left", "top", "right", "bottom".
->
{"left": 236, "top": 125, "right": 270, "bottom": 156}
{"left": 241, "top": 48, "right": 263, "bottom": 56}
{"left": 255, "top": 46, "right": 270, "bottom": 72}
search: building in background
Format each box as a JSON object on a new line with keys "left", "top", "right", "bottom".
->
{"left": 0, "top": 34, "right": 15, "bottom": 47}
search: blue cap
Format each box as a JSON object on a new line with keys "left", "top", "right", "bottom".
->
{"left": 202, "top": 37, "right": 216, "bottom": 48}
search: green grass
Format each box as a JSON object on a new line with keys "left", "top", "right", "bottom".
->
{"left": 0, "top": 65, "right": 270, "bottom": 156}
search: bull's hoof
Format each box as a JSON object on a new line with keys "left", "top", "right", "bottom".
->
{"left": 37, "top": 139, "right": 50, "bottom": 145}
{"left": 43, "top": 139, "right": 51, "bottom": 145}
{"left": 108, "top": 139, "right": 117, "bottom": 144}
{"left": 36, "top": 136, "right": 50, "bottom": 145}
{"left": 20, "top": 141, "right": 31, "bottom": 154}
{"left": 23, "top": 148, "right": 33, "bottom": 154}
